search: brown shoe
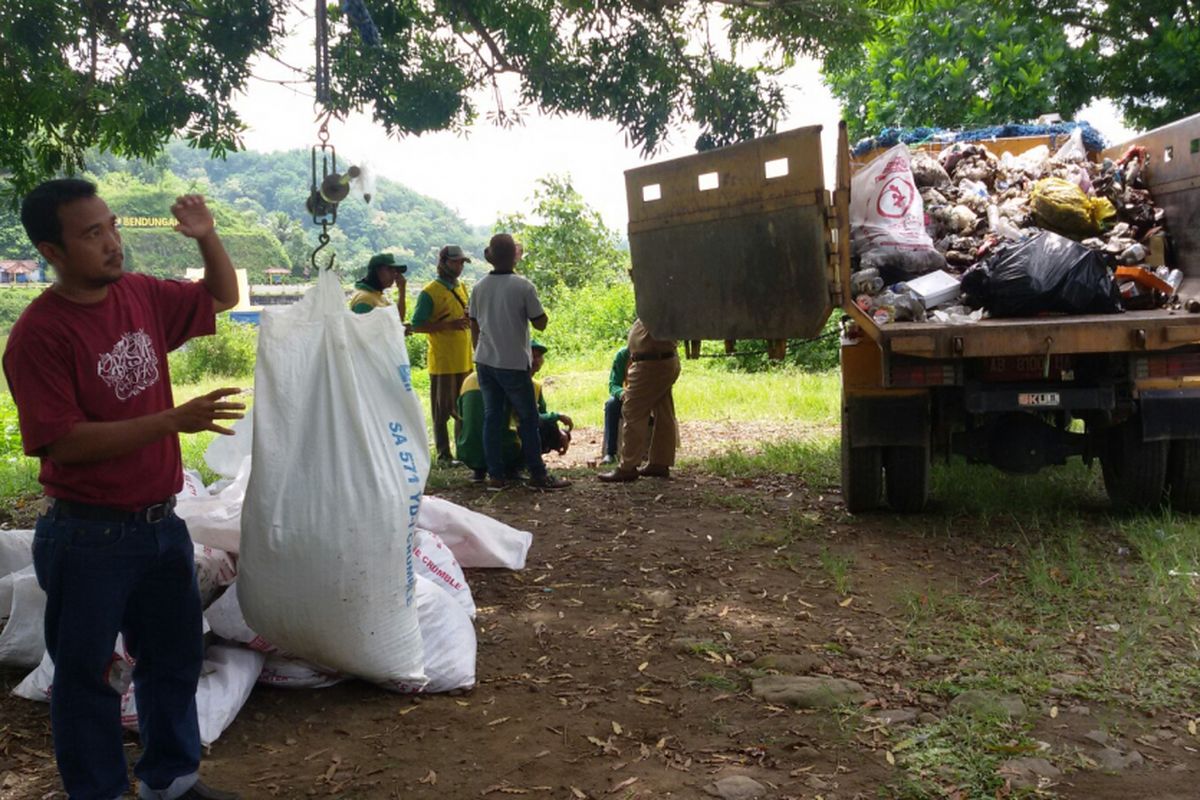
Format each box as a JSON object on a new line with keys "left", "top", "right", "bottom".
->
{"left": 598, "top": 468, "right": 639, "bottom": 483}
{"left": 638, "top": 464, "right": 671, "bottom": 478}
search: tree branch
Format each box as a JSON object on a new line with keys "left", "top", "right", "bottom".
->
{"left": 449, "top": 0, "right": 515, "bottom": 73}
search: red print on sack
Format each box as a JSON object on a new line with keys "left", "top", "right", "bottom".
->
{"left": 876, "top": 176, "right": 915, "bottom": 219}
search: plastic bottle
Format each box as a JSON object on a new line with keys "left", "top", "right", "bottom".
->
{"left": 1118, "top": 243, "right": 1147, "bottom": 265}
{"left": 850, "top": 268, "right": 884, "bottom": 296}
{"left": 1165, "top": 269, "right": 1184, "bottom": 297}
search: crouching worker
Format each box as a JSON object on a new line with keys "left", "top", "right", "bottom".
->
{"left": 457, "top": 340, "right": 574, "bottom": 481}
{"left": 3, "top": 179, "right": 245, "bottom": 800}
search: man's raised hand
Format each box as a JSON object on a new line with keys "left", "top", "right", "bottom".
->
{"left": 170, "top": 194, "right": 217, "bottom": 240}
{"left": 169, "top": 388, "right": 246, "bottom": 435}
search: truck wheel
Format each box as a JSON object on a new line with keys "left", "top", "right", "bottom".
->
{"left": 1167, "top": 440, "right": 1200, "bottom": 513}
{"left": 841, "top": 411, "right": 882, "bottom": 513}
{"left": 1101, "top": 420, "right": 1168, "bottom": 512}
{"left": 884, "top": 446, "right": 930, "bottom": 513}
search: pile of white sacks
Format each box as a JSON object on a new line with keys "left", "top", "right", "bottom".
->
{"left": 0, "top": 270, "right": 533, "bottom": 746}
{"left": 0, "top": 446, "right": 531, "bottom": 745}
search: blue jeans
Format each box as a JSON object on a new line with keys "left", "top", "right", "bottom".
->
{"left": 476, "top": 363, "right": 547, "bottom": 480}
{"left": 603, "top": 396, "right": 623, "bottom": 458}
{"left": 33, "top": 508, "right": 203, "bottom": 800}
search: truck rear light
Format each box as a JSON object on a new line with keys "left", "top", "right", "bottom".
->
{"left": 889, "top": 360, "right": 958, "bottom": 387}
{"left": 1135, "top": 352, "right": 1200, "bottom": 378}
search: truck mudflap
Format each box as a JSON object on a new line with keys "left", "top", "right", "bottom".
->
{"left": 1139, "top": 389, "right": 1200, "bottom": 441}
{"left": 846, "top": 394, "right": 929, "bottom": 448}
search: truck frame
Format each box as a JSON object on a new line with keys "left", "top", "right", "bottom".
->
{"left": 623, "top": 115, "right": 1200, "bottom": 512}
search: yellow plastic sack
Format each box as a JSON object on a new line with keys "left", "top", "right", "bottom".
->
{"left": 1030, "top": 177, "right": 1097, "bottom": 238}
{"left": 1089, "top": 196, "right": 1116, "bottom": 230}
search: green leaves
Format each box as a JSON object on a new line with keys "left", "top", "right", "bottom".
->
{"left": 822, "top": 0, "right": 1095, "bottom": 139}
{"left": 1, "top": 1, "right": 889, "bottom": 196}
{"left": 495, "top": 174, "right": 628, "bottom": 300}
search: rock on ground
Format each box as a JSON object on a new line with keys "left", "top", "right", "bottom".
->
{"left": 751, "top": 675, "right": 867, "bottom": 709}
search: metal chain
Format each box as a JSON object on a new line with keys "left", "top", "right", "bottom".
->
{"left": 314, "top": 0, "right": 331, "bottom": 108}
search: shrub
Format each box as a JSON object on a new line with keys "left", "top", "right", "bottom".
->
{"left": 537, "top": 280, "right": 637, "bottom": 356}
{"left": 169, "top": 315, "right": 258, "bottom": 384}
{"left": 0, "top": 287, "right": 44, "bottom": 335}
{"left": 720, "top": 316, "right": 841, "bottom": 373}
{"left": 406, "top": 331, "right": 428, "bottom": 369}
{"left": 0, "top": 392, "right": 25, "bottom": 460}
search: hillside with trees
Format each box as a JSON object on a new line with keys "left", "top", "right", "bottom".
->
{"left": 0, "top": 142, "right": 486, "bottom": 284}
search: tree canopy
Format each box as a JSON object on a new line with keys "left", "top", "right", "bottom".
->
{"left": 495, "top": 175, "right": 628, "bottom": 298}
{"left": 0, "top": 0, "right": 885, "bottom": 197}
{"left": 824, "top": 0, "right": 1200, "bottom": 140}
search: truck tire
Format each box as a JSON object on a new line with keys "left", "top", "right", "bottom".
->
{"left": 1167, "top": 440, "right": 1200, "bottom": 513}
{"left": 884, "top": 445, "right": 931, "bottom": 513}
{"left": 841, "top": 409, "right": 882, "bottom": 513}
{"left": 1101, "top": 420, "right": 1168, "bottom": 512}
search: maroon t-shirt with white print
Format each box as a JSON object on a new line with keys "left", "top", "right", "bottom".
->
{"left": 2, "top": 273, "right": 215, "bottom": 511}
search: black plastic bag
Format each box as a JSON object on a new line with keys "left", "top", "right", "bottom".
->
{"left": 963, "top": 231, "right": 1121, "bottom": 317}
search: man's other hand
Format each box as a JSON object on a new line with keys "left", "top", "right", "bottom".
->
{"left": 169, "top": 388, "right": 245, "bottom": 435}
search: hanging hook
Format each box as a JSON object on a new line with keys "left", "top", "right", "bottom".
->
{"left": 310, "top": 226, "right": 336, "bottom": 272}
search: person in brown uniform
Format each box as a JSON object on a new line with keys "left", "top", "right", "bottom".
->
{"left": 598, "top": 318, "right": 679, "bottom": 482}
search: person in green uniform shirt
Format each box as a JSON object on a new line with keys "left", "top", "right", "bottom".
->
{"left": 457, "top": 340, "right": 573, "bottom": 481}
{"left": 348, "top": 253, "right": 407, "bottom": 319}
{"left": 601, "top": 345, "right": 629, "bottom": 465}
{"left": 410, "top": 245, "right": 474, "bottom": 464}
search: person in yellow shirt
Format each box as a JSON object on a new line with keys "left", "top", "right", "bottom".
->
{"left": 410, "top": 245, "right": 474, "bottom": 463}
{"left": 348, "top": 252, "right": 407, "bottom": 319}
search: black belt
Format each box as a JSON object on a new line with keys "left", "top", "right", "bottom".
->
{"left": 631, "top": 351, "right": 677, "bottom": 362}
{"left": 49, "top": 496, "right": 177, "bottom": 524}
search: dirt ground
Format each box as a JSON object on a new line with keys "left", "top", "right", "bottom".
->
{"left": 1, "top": 423, "right": 1197, "bottom": 799}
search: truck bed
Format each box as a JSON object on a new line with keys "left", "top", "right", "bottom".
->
{"left": 880, "top": 276, "right": 1200, "bottom": 358}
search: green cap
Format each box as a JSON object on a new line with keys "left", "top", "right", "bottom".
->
{"left": 530, "top": 339, "right": 548, "bottom": 353}
{"left": 367, "top": 253, "right": 406, "bottom": 273}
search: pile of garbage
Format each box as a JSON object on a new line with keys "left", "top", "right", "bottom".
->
{"left": 849, "top": 125, "right": 1183, "bottom": 324}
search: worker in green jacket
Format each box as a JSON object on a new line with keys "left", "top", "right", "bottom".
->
{"left": 457, "top": 340, "right": 574, "bottom": 481}
{"left": 601, "top": 345, "right": 629, "bottom": 465}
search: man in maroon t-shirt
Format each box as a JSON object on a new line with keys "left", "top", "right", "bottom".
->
{"left": 3, "top": 179, "right": 245, "bottom": 800}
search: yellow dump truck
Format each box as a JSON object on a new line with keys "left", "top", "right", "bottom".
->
{"left": 623, "top": 114, "right": 1200, "bottom": 512}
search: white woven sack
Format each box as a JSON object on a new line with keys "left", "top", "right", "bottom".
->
{"left": 238, "top": 269, "right": 429, "bottom": 685}
{"left": 413, "top": 528, "right": 475, "bottom": 618}
{"left": 0, "top": 566, "right": 46, "bottom": 668}
{"left": 416, "top": 495, "right": 532, "bottom": 569}
{"left": 0, "top": 530, "right": 34, "bottom": 576}
{"left": 380, "top": 574, "right": 476, "bottom": 694}
{"left": 850, "top": 144, "right": 935, "bottom": 255}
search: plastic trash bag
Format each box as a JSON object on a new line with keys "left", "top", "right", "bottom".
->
{"left": 1030, "top": 178, "right": 1112, "bottom": 239}
{"left": 962, "top": 231, "right": 1122, "bottom": 317}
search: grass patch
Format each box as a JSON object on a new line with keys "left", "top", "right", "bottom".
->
{"left": 819, "top": 547, "right": 854, "bottom": 596}
{"left": 899, "top": 507, "right": 1200, "bottom": 716}
{"left": 929, "top": 457, "right": 1107, "bottom": 519}
{"left": 886, "top": 715, "right": 1043, "bottom": 799}
{"left": 693, "top": 436, "right": 839, "bottom": 485}
{"left": 697, "top": 673, "right": 742, "bottom": 692}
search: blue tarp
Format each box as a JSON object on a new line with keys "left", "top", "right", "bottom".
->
{"left": 851, "top": 122, "right": 1107, "bottom": 157}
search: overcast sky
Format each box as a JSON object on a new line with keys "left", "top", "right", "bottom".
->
{"left": 230, "top": 12, "right": 1136, "bottom": 233}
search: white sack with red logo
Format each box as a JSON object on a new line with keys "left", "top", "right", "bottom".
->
{"left": 238, "top": 268, "right": 428, "bottom": 686}
{"left": 850, "top": 144, "right": 946, "bottom": 278}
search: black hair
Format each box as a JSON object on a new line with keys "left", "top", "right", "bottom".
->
{"left": 486, "top": 233, "right": 517, "bottom": 271}
{"left": 362, "top": 263, "right": 386, "bottom": 291}
{"left": 20, "top": 178, "right": 98, "bottom": 247}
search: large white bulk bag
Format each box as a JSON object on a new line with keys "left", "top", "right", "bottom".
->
{"left": 238, "top": 269, "right": 429, "bottom": 685}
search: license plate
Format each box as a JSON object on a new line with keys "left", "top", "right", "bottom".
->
{"left": 984, "top": 355, "right": 1074, "bottom": 381}
{"left": 1018, "top": 392, "right": 1060, "bottom": 407}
